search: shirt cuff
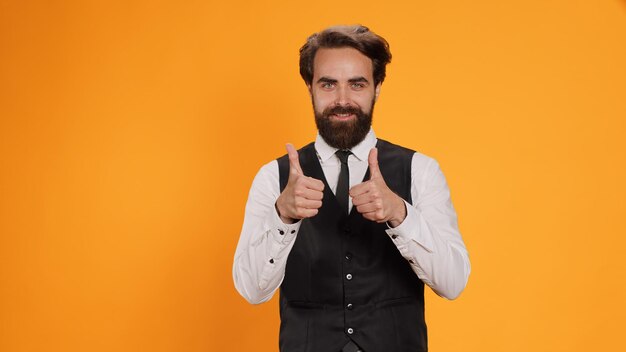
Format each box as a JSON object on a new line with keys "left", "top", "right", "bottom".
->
{"left": 385, "top": 200, "right": 434, "bottom": 253}
{"left": 266, "top": 206, "right": 301, "bottom": 244}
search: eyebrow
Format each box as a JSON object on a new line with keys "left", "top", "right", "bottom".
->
{"left": 316, "top": 77, "right": 337, "bottom": 84}
{"left": 348, "top": 77, "right": 369, "bottom": 84}
{"left": 316, "top": 76, "right": 370, "bottom": 84}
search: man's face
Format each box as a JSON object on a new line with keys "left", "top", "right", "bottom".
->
{"left": 309, "top": 47, "right": 381, "bottom": 150}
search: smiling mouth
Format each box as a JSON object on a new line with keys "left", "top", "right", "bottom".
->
{"left": 331, "top": 113, "right": 355, "bottom": 120}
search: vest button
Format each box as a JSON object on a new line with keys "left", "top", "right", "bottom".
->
{"left": 346, "top": 303, "right": 353, "bottom": 310}
{"left": 345, "top": 253, "right": 352, "bottom": 261}
{"left": 347, "top": 327, "right": 354, "bottom": 335}
{"left": 344, "top": 226, "right": 351, "bottom": 234}
{"left": 346, "top": 273, "right": 353, "bottom": 280}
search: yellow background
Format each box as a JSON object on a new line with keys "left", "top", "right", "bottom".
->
{"left": 1, "top": 0, "right": 625, "bottom": 351}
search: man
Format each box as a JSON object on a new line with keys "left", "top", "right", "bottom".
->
{"left": 233, "top": 25, "right": 470, "bottom": 352}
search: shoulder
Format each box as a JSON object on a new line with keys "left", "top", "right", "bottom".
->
{"left": 375, "top": 139, "right": 415, "bottom": 172}
{"left": 376, "top": 138, "right": 416, "bottom": 156}
{"left": 252, "top": 159, "right": 279, "bottom": 187}
{"left": 409, "top": 151, "right": 451, "bottom": 199}
{"left": 411, "top": 152, "right": 438, "bottom": 173}
{"left": 376, "top": 139, "right": 441, "bottom": 179}
{"left": 243, "top": 159, "right": 282, "bottom": 203}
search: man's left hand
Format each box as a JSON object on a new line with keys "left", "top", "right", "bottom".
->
{"left": 350, "top": 148, "right": 407, "bottom": 228}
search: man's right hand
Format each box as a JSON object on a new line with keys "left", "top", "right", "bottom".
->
{"left": 275, "top": 143, "right": 325, "bottom": 224}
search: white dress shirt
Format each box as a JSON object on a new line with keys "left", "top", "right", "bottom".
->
{"left": 233, "top": 129, "right": 470, "bottom": 304}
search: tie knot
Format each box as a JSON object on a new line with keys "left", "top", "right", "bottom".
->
{"left": 335, "top": 150, "right": 351, "bottom": 165}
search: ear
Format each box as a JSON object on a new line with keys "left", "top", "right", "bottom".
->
{"left": 374, "top": 83, "right": 382, "bottom": 101}
{"left": 307, "top": 84, "right": 312, "bottom": 97}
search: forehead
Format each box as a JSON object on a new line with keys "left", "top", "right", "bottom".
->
{"left": 312, "top": 47, "right": 374, "bottom": 80}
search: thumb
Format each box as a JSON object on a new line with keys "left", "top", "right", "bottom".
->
{"left": 368, "top": 147, "right": 382, "bottom": 179}
{"left": 286, "top": 143, "right": 303, "bottom": 175}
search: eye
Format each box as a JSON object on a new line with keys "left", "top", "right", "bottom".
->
{"left": 351, "top": 82, "right": 366, "bottom": 89}
{"left": 321, "top": 82, "right": 335, "bottom": 89}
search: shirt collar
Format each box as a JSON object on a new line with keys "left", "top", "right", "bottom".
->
{"left": 315, "top": 128, "right": 377, "bottom": 162}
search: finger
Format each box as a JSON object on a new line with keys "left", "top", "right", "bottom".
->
{"left": 286, "top": 143, "right": 303, "bottom": 175}
{"left": 303, "top": 176, "right": 325, "bottom": 192}
{"left": 349, "top": 182, "right": 370, "bottom": 198}
{"left": 351, "top": 193, "right": 373, "bottom": 207}
{"left": 297, "top": 188, "right": 324, "bottom": 201}
{"left": 368, "top": 147, "right": 382, "bottom": 180}
{"left": 356, "top": 202, "right": 378, "bottom": 214}
{"left": 362, "top": 211, "right": 386, "bottom": 223}
{"left": 295, "top": 208, "right": 319, "bottom": 219}
{"left": 353, "top": 191, "right": 381, "bottom": 207}
{"left": 295, "top": 198, "right": 323, "bottom": 209}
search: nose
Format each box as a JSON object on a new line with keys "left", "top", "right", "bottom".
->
{"left": 334, "top": 85, "right": 351, "bottom": 106}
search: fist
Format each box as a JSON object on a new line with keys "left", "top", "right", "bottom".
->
{"left": 275, "top": 143, "right": 325, "bottom": 224}
{"left": 349, "top": 148, "right": 407, "bottom": 228}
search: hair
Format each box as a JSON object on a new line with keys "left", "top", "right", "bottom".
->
{"left": 299, "top": 25, "right": 392, "bottom": 86}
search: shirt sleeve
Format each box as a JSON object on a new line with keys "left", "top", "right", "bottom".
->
{"left": 385, "top": 154, "right": 471, "bottom": 299}
{"left": 232, "top": 160, "right": 301, "bottom": 304}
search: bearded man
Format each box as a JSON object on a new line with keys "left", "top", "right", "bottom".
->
{"left": 233, "top": 25, "right": 470, "bottom": 352}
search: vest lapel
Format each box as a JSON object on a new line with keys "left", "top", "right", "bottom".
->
{"left": 300, "top": 145, "right": 376, "bottom": 218}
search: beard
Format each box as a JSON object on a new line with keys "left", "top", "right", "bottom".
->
{"left": 314, "top": 100, "right": 374, "bottom": 150}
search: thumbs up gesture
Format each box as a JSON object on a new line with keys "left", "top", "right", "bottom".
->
{"left": 350, "top": 148, "right": 407, "bottom": 228}
{"left": 275, "top": 143, "right": 325, "bottom": 224}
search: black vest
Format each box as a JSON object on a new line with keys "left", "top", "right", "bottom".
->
{"left": 277, "top": 139, "right": 427, "bottom": 352}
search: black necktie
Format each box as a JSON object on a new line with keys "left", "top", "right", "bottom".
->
{"left": 335, "top": 150, "right": 352, "bottom": 214}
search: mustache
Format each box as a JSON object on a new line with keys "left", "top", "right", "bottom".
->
{"left": 324, "top": 105, "right": 361, "bottom": 116}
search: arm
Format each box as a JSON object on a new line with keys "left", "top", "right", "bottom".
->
{"left": 232, "top": 160, "right": 301, "bottom": 304}
{"left": 385, "top": 154, "right": 471, "bottom": 299}
{"left": 233, "top": 145, "right": 325, "bottom": 304}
